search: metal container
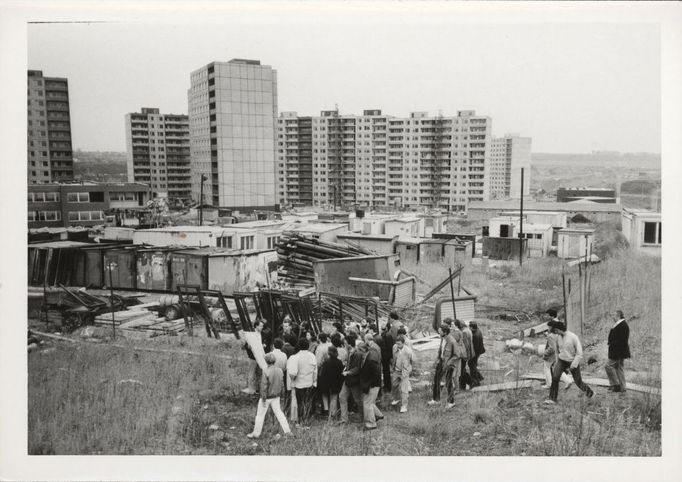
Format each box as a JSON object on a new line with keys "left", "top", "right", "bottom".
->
{"left": 136, "top": 248, "right": 175, "bottom": 291}
{"left": 103, "top": 246, "right": 138, "bottom": 289}
{"left": 170, "top": 249, "right": 211, "bottom": 291}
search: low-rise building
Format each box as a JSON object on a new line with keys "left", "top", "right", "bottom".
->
{"left": 384, "top": 217, "right": 423, "bottom": 238}
{"left": 557, "top": 227, "right": 595, "bottom": 259}
{"left": 132, "top": 225, "right": 258, "bottom": 249}
{"left": 286, "top": 222, "right": 348, "bottom": 244}
{"left": 28, "top": 182, "right": 152, "bottom": 229}
{"left": 557, "top": 187, "right": 616, "bottom": 204}
{"left": 621, "top": 208, "right": 661, "bottom": 255}
{"left": 468, "top": 200, "right": 622, "bottom": 225}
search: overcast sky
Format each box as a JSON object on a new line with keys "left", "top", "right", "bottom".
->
{"left": 27, "top": 14, "right": 660, "bottom": 154}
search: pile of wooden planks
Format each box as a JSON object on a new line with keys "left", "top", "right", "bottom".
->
{"left": 275, "top": 233, "right": 371, "bottom": 289}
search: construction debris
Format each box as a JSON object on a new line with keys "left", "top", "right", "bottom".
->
{"left": 470, "top": 380, "right": 536, "bottom": 392}
{"left": 275, "top": 232, "right": 370, "bottom": 289}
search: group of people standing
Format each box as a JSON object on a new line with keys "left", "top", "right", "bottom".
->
{"left": 244, "top": 312, "right": 415, "bottom": 438}
{"left": 427, "top": 318, "right": 486, "bottom": 408}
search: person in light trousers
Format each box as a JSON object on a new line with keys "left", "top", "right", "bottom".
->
{"left": 247, "top": 353, "right": 291, "bottom": 439}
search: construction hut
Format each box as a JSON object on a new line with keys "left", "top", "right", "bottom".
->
{"left": 432, "top": 288, "right": 478, "bottom": 328}
{"left": 557, "top": 227, "right": 595, "bottom": 259}
{"left": 336, "top": 233, "right": 398, "bottom": 256}
{"left": 521, "top": 224, "right": 553, "bottom": 258}
{"left": 621, "top": 208, "right": 661, "bottom": 256}
{"left": 384, "top": 217, "right": 423, "bottom": 238}
{"left": 395, "top": 238, "right": 473, "bottom": 268}
{"left": 207, "top": 249, "right": 278, "bottom": 295}
{"left": 102, "top": 245, "right": 140, "bottom": 289}
{"left": 28, "top": 240, "right": 91, "bottom": 287}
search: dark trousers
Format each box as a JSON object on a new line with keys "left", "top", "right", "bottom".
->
{"left": 459, "top": 359, "right": 469, "bottom": 389}
{"left": 295, "top": 387, "right": 315, "bottom": 424}
{"left": 468, "top": 355, "right": 483, "bottom": 385}
{"left": 382, "top": 357, "right": 392, "bottom": 391}
{"left": 549, "top": 359, "right": 593, "bottom": 401}
{"left": 431, "top": 360, "right": 444, "bottom": 401}
{"left": 444, "top": 365, "right": 457, "bottom": 403}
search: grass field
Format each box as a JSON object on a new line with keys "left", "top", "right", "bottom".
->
{"left": 27, "top": 248, "right": 661, "bottom": 456}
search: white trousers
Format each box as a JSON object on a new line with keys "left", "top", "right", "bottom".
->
{"left": 251, "top": 397, "right": 291, "bottom": 437}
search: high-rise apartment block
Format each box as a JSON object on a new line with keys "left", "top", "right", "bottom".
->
{"left": 277, "top": 109, "right": 491, "bottom": 212}
{"left": 125, "top": 108, "right": 191, "bottom": 201}
{"left": 188, "top": 59, "right": 278, "bottom": 210}
{"left": 27, "top": 70, "right": 74, "bottom": 184}
{"left": 489, "top": 134, "right": 532, "bottom": 199}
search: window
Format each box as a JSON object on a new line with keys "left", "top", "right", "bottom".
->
{"left": 68, "top": 211, "right": 103, "bottom": 221}
{"left": 90, "top": 191, "right": 105, "bottom": 202}
{"left": 67, "top": 192, "right": 90, "bottom": 203}
{"left": 266, "top": 236, "right": 280, "bottom": 249}
{"left": 643, "top": 221, "right": 661, "bottom": 245}
{"left": 37, "top": 211, "right": 61, "bottom": 221}
{"left": 217, "top": 236, "right": 233, "bottom": 248}
{"left": 28, "top": 211, "right": 36, "bottom": 222}
{"left": 240, "top": 235, "right": 254, "bottom": 250}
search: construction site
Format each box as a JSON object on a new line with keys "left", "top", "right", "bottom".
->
{"left": 25, "top": 211, "right": 662, "bottom": 457}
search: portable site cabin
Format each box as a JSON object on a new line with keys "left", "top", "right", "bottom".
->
{"left": 621, "top": 209, "right": 661, "bottom": 256}
{"left": 417, "top": 213, "right": 447, "bottom": 237}
{"left": 136, "top": 247, "right": 185, "bottom": 291}
{"left": 313, "top": 254, "right": 401, "bottom": 301}
{"left": 287, "top": 223, "right": 348, "bottom": 244}
{"left": 27, "top": 241, "right": 91, "bottom": 287}
{"left": 207, "top": 249, "right": 278, "bottom": 295}
{"left": 336, "top": 233, "right": 398, "bottom": 256}
{"left": 103, "top": 245, "right": 140, "bottom": 289}
{"left": 394, "top": 238, "right": 473, "bottom": 268}
{"left": 521, "top": 224, "right": 553, "bottom": 258}
{"left": 557, "top": 227, "right": 595, "bottom": 259}
{"left": 384, "top": 217, "right": 423, "bottom": 238}
{"left": 132, "top": 226, "right": 244, "bottom": 249}
{"left": 169, "top": 248, "right": 216, "bottom": 291}
{"left": 432, "top": 289, "right": 478, "bottom": 327}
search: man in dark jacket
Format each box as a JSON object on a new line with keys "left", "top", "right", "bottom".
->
{"left": 340, "top": 335, "right": 364, "bottom": 423}
{"left": 469, "top": 321, "right": 485, "bottom": 386}
{"left": 605, "top": 310, "right": 631, "bottom": 393}
{"left": 379, "top": 323, "right": 395, "bottom": 392}
{"left": 359, "top": 342, "right": 384, "bottom": 430}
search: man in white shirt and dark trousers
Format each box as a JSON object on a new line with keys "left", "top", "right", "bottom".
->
{"left": 545, "top": 320, "right": 594, "bottom": 404}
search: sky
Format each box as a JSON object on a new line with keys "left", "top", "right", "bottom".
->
{"left": 26, "top": 8, "right": 661, "bottom": 154}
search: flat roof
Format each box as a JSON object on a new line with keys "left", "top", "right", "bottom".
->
{"left": 469, "top": 200, "right": 622, "bottom": 213}
{"left": 386, "top": 216, "right": 421, "bottom": 223}
{"left": 288, "top": 223, "right": 347, "bottom": 233}
{"left": 229, "top": 220, "right": 287, "bottom": 229}
{"left": 338, "top": 233, "right": 397, "bottom": 241}
{"left": 559, "top": 227, "right": 596, "bottom": 234}
{"left": 523, "top": 223, "right": 553, "bottom": 231}
{"left": 28, "top": 241, "right": 92, "bottom": 248}
{"left": 136, "top": 225, "right": 241, "bottom": 234}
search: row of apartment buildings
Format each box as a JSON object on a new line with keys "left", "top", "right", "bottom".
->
{"left": 29, "top": 60, "right": 531, "bottom": 213}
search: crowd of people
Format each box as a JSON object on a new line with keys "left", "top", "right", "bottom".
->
{"left": 242, "top": 306, "right": 631, "bottom": 438}
{"left": 242, "top": 312, "right": 420, "bottom": 437}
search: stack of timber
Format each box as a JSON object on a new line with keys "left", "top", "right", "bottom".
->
{"left": 275, "top": 233, "right": 371, "bottom": 289}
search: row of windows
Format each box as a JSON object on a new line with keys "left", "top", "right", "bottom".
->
{"left": 28, "top": 192, "right": 59, "bottom": 202}
{"left": 68, "top": 210, "right": 104, "bottom": 222}
{"left": 28, "top": 210, "right": 61, "bottom": 222}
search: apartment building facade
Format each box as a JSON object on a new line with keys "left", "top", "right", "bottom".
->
{"left": 489, "top": 134, "right": 532, "bottom": 200}
{"left": 125, "top": 107, "right": 191, "bottom": 201}
{"left": 188, "top": 59, "right": 278, "bottom": 211}
{"left": 27, "top": 70, "right": 74, "bottom": 184}
{"left": 28, "top": 182, "right": 152, "bottom": 228}
{"left": 277, "top": 109, "right": 492, "bottom": 212}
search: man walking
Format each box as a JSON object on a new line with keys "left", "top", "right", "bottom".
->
{"left": 359, "top": 341, "right": 384, "bottom": 431}
{"left": 457, "top": 320, "right": 474, "bottom": 389}
{"left": 544, "top": 320, "right": 594, "bottom": 404}
{"left": 605, "top": 310, "right": 630, "bottom": 393}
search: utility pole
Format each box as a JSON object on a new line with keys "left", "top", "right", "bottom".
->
{"left": 107, "top": 261, "right": 118, "bottom": 340}
{"left": 199, "top": 174, "right": 206, "bottom": 226}
{"left": 519, "top": 167, "right": 524, "bottom": 266}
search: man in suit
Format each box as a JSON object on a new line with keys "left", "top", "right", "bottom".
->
{"left": 605, "top": 310, "right": 631, "bottom": 393}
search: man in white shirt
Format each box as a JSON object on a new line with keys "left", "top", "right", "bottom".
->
{"left": 545, "top": 320, "right": 594, "bottom": 404}
{"left": 288, "top": 338, "right": 318, "bottom": 426}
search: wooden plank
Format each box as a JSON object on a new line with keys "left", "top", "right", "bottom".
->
{"left": 521, "top": 373, "right": 661, "bottom": 396}
{"left": 470, "top": 380, "right": 536, "bottom": 392}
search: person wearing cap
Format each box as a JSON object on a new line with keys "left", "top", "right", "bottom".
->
{"left": 247, "top": 352, "right": 291, "bottom": 439}
{"left": 605, "top": 310, "right": 631, "bottom": 393}
{"left": 544, "top": 319, "right": 594, "bottom": 404}
{"left": 427, "top": 322, "right": 459, "bottom": 407}
{"left": 468, "top": 322, "right": 485, "bottom": 387}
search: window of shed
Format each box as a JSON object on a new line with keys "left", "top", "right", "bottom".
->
{"left": 643, "top": 222, "right": 661, "bottom": 244}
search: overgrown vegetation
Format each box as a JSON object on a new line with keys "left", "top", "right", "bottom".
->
{"left": 28, "top": 248, "right": 661, "bottom": 455}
